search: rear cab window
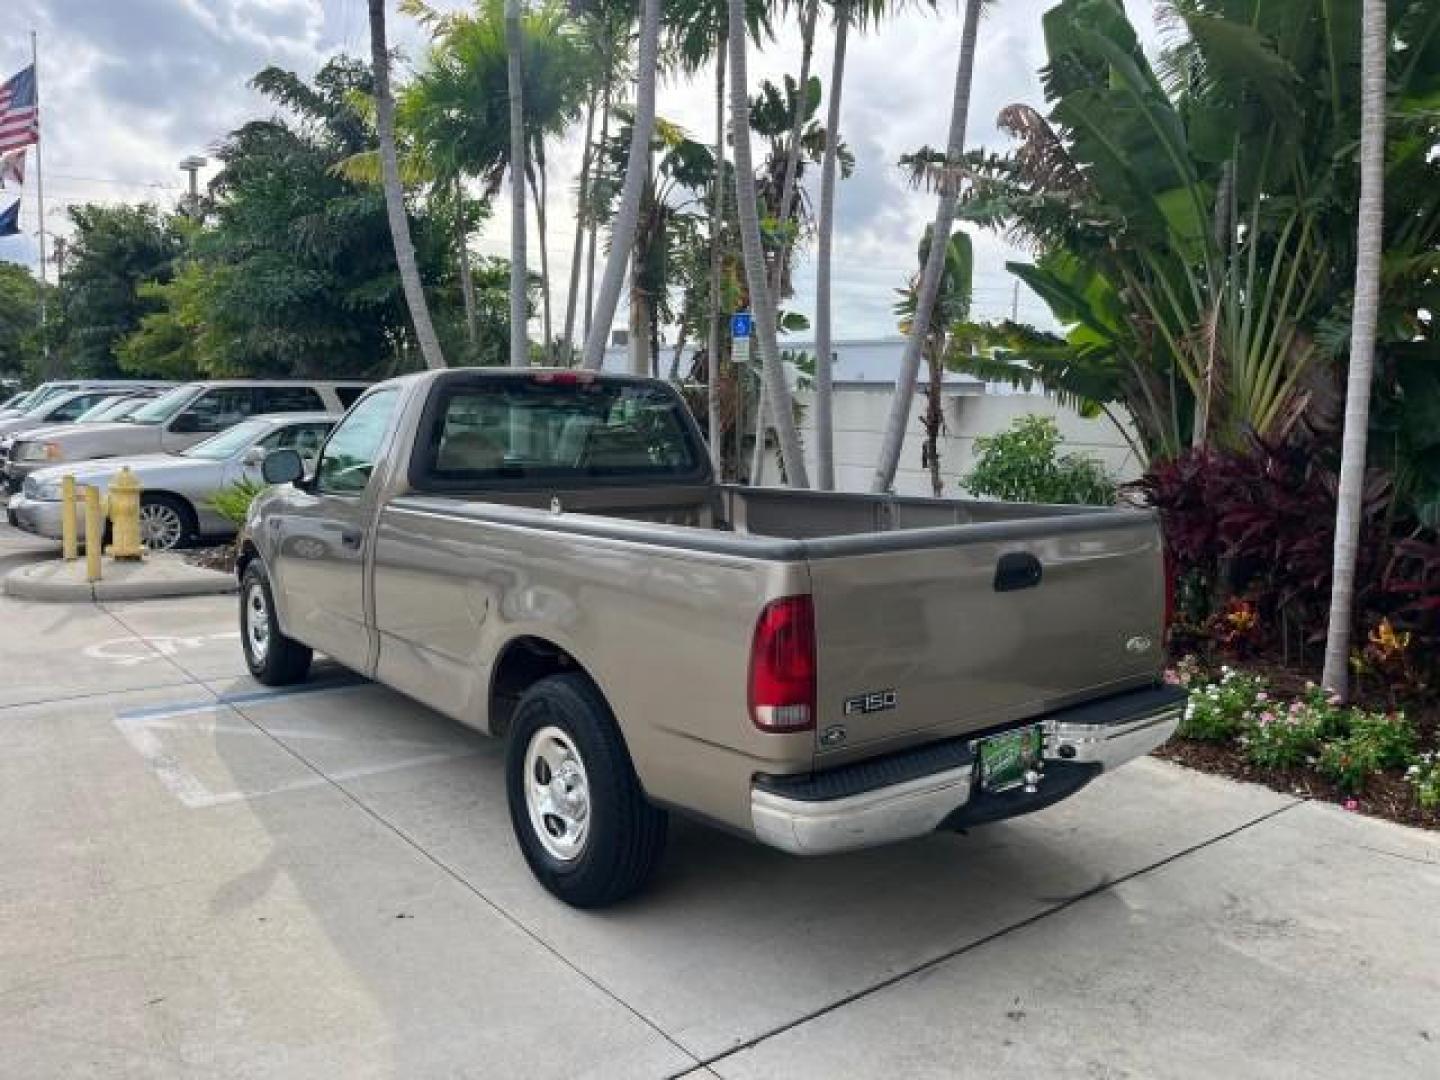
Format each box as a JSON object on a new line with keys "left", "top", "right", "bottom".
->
{"left": 411, "top": 374, "right": 707, "bottom": 490}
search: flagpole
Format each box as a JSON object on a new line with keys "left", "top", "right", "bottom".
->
{"left": 31, "top": 29, "right": 49, "bottom": 374}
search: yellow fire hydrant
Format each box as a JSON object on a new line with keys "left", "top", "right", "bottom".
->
{"left": 107, "top": 466, "right": 145, "bottom": 560}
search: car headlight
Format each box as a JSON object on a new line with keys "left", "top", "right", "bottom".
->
{"left": 16, "top": 442, "right": 63, "bottom": 462}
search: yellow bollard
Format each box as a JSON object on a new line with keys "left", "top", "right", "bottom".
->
{"left": 82, "top": 484, "right": 103, "bottom": 583}
{"left": 60, "top": 474, "right": 78, "bottom": 561}
{"left": 107, "top": 466, "right": 144, "bottom": 560}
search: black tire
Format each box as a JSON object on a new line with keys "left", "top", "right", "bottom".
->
{"left": 240, "top": 561, "right": 312, "bottom": 686}
{"left": 506, "top": 673, "right": 668, "bottom": 908}
{"left": 139, "top": 492, "right": 197, "bottom": 552}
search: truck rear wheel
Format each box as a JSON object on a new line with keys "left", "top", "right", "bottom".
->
{"left": 240, "top": 561, "right": 312, "bottom": 686}
{"left": 505, "top": 674, "right": 667, "bottom": 908}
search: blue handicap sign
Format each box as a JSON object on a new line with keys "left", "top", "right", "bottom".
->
{"left": 730, "top": 312, "right": 753, "bottom": 338}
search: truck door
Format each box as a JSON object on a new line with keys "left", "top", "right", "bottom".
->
{"left": 271, "top": 389, "right": 401, "bottom": 673}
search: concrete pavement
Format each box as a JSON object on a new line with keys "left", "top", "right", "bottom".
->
{"left": 0, "top": 521, "right": 1436, "bottom": 1079}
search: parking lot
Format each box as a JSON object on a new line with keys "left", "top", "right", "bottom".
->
{"left": 1, "top": 523, "right": 1437, "bottom": 1079}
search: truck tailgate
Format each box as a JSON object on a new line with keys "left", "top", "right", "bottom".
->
{"left": 806, "top": 513, "right": 1165, "bottom": 756}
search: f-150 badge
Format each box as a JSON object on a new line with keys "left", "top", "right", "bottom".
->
{"left": 844, "top": 689, "right": 898, "bottom": 716}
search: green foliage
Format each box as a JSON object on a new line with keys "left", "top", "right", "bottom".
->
{"left": 1406, "top": 753, "right": 1440, "bottom": 810}
{"left": 1318, "top": 711, "right": 1418, "bottom": 793}
{"left": 1179, "top": 666, "right": 1267, "bottom": 741}
{"left": 1241, "top": 698, "right": 1322, "bottom": 770}
{"left": 953, "top": 0, "right": 1440, "bottom": 469}
{"left": 962, "top": 415, "right": 1115, "bottom": 505}
{"left": 0, "top": 261, "right": 49, "bottom": 379}
{"left": 207, "top": 479, "right": 265, "bottom": 528}
{"left": 58, "top": 204, "right": 184, "bottom": 377}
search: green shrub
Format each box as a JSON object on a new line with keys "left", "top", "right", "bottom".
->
{"left": 1241, "top": 701, "right": 1322, "bottom": 770}
{"left": 208, "top": 479, "right": 265, "bottom": 529}
{"left": 1406, "top": 753, "right": 1440, "bottom": 810}
{"left": 1180, "top": 667, "right": 1267, "bottom": 741}
{"left": 1317, "top": 711, "right": 1417, "bottom": 792}
{"left": 962, "top": 415, "right": 1116, "bottom": 505}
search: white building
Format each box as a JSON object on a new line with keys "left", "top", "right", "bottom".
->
{"left": 601, "top": 337, "right": 1141, "bottom": 497}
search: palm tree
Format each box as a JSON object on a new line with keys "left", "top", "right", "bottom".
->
{"left": 894, "top": 225, "right": 971, "bottom": 496}
{"left": 505, "top": 0, "right": 527, "bottom": 366}
{"left": 581, "top": 0, "right": 662, "bottom": 371}
{"left": 871, "top": 0, "right": 980, "bottom": 492}
{"left": 727, "top": 0, "right": 809, "bottom": 485}
{"left": 812, "top": 0, "right": 851, "bottom": 489}
{"left": 367, "top": 0, "right": 446, "bottom": 370}
{"left": 1323, "top": 0, "right": 1387, "bottom": 698}
{"left": 749, "top": 0, "right": 820, "bottom": 483}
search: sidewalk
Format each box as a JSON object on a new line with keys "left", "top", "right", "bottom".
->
{"left": 3, "top": 550, "right": 236, "bottom": 602}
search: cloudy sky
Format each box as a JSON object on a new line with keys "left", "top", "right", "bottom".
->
{"left": 0, "top": 0, "right": 1166, "bottom": 340}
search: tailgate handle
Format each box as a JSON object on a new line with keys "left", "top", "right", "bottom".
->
{"left": 994, "top": 552, "right": 1043, "bottom": 592}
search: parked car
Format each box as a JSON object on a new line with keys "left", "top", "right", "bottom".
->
{"left": 0, "top": 379, "right": 173, "bottom": 420}
{"left": 238, "top": 368, "right": 1185, "bottom": 907}
{"left": 0, "top": 388, "right": 136, "bottom": 441}
{"left": 3, "top": 379, "right": 368, "bottom": 487}
{"left": 8, "top": 412, "right": 338, "bottom": 550}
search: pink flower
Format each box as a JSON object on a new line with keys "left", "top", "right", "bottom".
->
{"left": 1256, "top": 692, "right": 1269, "bottom": 702}
{"left": 1259, "top": 711, "right": 1276, "bottom": 725}
{"left": 1289, "top": 702, "right": 1303, "bottom": 715}
{"left": 1343, "top": 798, "right": 1359, "bottom": 812}
{"left": 1164, "top": 669, "right": 1181, "bottom": 686}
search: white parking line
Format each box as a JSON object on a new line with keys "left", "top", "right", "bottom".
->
{"left": 113, "top": 699, "right": 476, "bottom": 809}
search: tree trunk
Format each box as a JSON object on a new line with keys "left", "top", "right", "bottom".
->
{"left": 768, "top": 0, "right": 819, "bottom": 299}
{"left": 455, "top": 182, "right": 478, "bottom": 348}
{"left": 728, "top": 0, "right": 808, "bottom": 487}
{"left": 367, "top": 0, "right": 445, "bottom": 371}
{"left": 526, "top": 157, "right": 553, "bottom": 361}
{"left": 923, "top": 339, "right": 944, "bottom": 497}
{"left": 707, "top": 38, "right": 727, "bottom": 477}
{"left": 1322, "top": 0, "right": 1387, "bottom": 698}
{"left": 505, "top": 0, "right": 528, "bottom": 367}
{"left": 581, "top": 0, "right": 661, "bottom": 371}
{"left": 749, "top": 0, "right": 820, "bottom": 487}
{"left": 870, "top": 0, "right": 980, "bottom": 492}
{"left": 561, "top": 94, "right": 597, "bottom": 364}
{"left": 584, "top": 77, "right": 611, "bottom": 346}
{"left": 813, "top": 2, "right": 848, "bottom": 490}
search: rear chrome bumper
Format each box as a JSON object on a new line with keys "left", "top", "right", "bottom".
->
{"left": 750, "top": 684, "right": 1185, "bottom": 856}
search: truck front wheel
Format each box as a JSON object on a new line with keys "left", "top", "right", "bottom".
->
{"left": 506, "top": 674, "right": 668, "bottom": 907}
{"left": 240, "top": 561, "right": 312, "bottom": 686}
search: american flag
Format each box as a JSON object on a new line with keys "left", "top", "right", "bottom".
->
{"left": 0, "top": 65, "right": 39, "bottom": 155}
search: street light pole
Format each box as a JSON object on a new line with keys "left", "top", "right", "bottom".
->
{"left": 178, "top": 155, "right": 206, "bottom": 218}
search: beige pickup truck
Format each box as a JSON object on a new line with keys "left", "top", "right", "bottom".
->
{"left": 239, "top": 368, "right": 1184, "bottom": 907}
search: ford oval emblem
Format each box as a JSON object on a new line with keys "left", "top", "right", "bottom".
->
{"left": 1125, "top": 635, "right": 1154, "bottom": 655}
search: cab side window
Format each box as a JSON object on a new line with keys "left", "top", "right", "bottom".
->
{"left": 315, "top": 391, "right": 399, "bottom": 495}
{"left": 256, "top": 386, "right": 324, "bottom": 413}
{"left": 177, "top": 388, "right": 255, "bottom": 433}
{"left": 261, "top": 422, "right": 333, "bottom": 467}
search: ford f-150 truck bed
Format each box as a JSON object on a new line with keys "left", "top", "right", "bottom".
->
{"left": 238, "top": 368, "right": 1184, "bottom": 906}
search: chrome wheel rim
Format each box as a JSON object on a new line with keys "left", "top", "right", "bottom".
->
{"left": 523, "top": 725, "right": 591, "bottom": 862}
{"left": 244, "top": 581, "right": 270, "bottom": 664}
{"left": 139, "top": 503, "right": 184, "bottom": 550}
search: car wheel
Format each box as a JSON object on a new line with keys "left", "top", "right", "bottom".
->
{"left": 240, "top": 560, "right": 312, "bottom": 686}
{"left": 138, "top": 493, "right": 195, "bottom": 552}
{"left": 506, "top": 674, "right": 668, "bottom": 908}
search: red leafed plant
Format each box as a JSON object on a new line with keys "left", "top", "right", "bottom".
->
{"left": 1134, "top": 437, "right": 1396, "bottom": 656}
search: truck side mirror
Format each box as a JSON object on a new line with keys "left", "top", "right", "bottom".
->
{"left": 262, "top": 448, "right": 304, "bottom": 485}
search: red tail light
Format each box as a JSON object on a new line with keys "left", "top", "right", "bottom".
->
{"left": 748, "top": 595, "right": 816, "bottom": 732}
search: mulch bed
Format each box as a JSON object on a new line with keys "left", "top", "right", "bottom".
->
{"left": 184, "top": 543, "right": 236, "bottom": 575}
{"left": 1154, "top": 737, "right": 1439, "bottom": 831}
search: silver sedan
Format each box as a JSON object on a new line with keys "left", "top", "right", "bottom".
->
{"left": 6, "top": 412, "right": 337, "bottom": 551}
